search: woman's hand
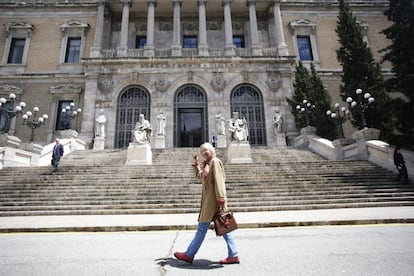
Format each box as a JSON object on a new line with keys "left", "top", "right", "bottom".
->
{"left": 192, "top": 153, "right": 199, "bottom": 167}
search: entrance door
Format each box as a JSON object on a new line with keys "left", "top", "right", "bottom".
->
{"left": 174, "top": 85, "right": 208, "bottom": 147}
{"left": 178, "top": 108, "right": 203, "bottom": 147}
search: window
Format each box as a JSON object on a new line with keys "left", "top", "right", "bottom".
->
{"left": 233, "top": 36, "right": 245, "bottom": 48}
{"left": 2, "top": 22, "right": 33, "bottom": 69}
{"left": 289, "top": 19, "right": 319, "bottom": 66}
{"left": 65, "top": 37, "right": 81, "bottom": 63}
{"left": 183, "top": 36, "right": 197, "bottom": 48}
{"left": 7, "top": 38, "right": 25, "bottom": 64}
{"left": 55, "top": 100, "right": 73, "bottom": 130}
{"left": 59, "top": 20, "right": 89, "bottom": 67}
{"left": 136, "top": 36, "right": 147, "bottom": 48}
{"left": 297, "top": 36, "right": 313, "bottom": 61}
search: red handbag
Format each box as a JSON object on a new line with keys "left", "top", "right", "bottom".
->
{"left": 213, "top": 210, "right": 238, "bottom": 236}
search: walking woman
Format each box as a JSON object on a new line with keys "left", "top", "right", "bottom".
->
{"left": 174, "top": 142, "right": 239, "bottom": 264}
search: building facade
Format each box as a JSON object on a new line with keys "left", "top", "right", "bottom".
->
{"left": 0, "top": 0, "right": 391, "bottom": 148}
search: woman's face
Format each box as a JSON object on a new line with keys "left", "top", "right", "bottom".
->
{"left": 200, "top": 145, "right": 212, "bottom": 160}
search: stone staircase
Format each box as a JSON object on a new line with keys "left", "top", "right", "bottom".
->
{"left": 0, "top": 147, "right": 413, "bottom": 217}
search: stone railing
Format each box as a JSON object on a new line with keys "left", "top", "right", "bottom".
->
{"left": 293, "top": 127, "right": 413, "bottom": 181}
{"left": 97, "top": 47, "right": 279, "bottom": 59}
{"left": 0, "top": 133, "right": 86, "bottom": 169}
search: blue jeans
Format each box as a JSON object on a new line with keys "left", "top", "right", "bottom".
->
{"left": 185, "top": 222, "right": 238, "bottom": 259}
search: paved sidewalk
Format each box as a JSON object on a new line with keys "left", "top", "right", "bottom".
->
{"left": 1, "top": 206, "right": 414, "bottom": 233}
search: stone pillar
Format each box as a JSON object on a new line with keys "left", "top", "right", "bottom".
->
{"left": 79, "top": 77, "right": 98, "bottom": 146}
{"left": 90, "top": 0, "right": 105, "bottom": 58}
{"left": 272, "top": 0, "right": 288, "bottom": 56}
{"left": 247, "top": 0, "right": 262, "bottom": 56}
{"left": 223, "top": 0, "right": 235, "bottom": 56}
{"left": 117, "top": 0, "right": 131, "bottom": 57}
{"left": 197, "top": 0, "right": 209, "bottom": 56}
{"left": 144, "top": 0, "right": 156, "bottom": 57}
{"left": 171, "top": 0, "right": 182, "bottom": 56}
{"left": 351, "top": 128, "right": 380, "bottom": 160}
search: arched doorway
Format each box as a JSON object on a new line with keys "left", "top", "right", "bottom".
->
{"left": 230, "top": 84, "right": 267, "bottom": 146}
{"left": 174, "top": 85, "right": 208, "bottom": 147}
{"left": 115, "top": 86, "right": 151, "bottom": 148}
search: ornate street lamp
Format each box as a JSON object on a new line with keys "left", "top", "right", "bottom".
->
{"left": 296, "top": 99, "right": 315, "bottom": 127}
{"left": 61, "top": 102, "right": 81, "bottom": 130}
{"left": 22, "top": 107, "right": 48, "bottom": 143}
{"left": 326, "top": 103, "right": 350, "bottom": 139}
{"left": 0, "top": 93, "right": 26, "bottom": 133}
{"left": 346, "top": 88, "right": 374, "bottom": 129}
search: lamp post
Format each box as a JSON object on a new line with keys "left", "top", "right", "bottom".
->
{"left": 22, "top": 107, "right": 48, "bottom": 143}
{"left": 326, "top": 103, "right": 350, "bottom": 139}
{"left": 346, "top": 88, "right": 374, "bottom": 129}
{"left": 296, "top": 99, "right": 315, "bottom": 127}
{"left": 0, "top": 93, "right": 26, "bottom": 133}
{"left": 61, "top": 102, "right": 81, "bottom": 130}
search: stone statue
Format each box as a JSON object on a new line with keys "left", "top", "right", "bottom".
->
{"left": 132, "top": 114, "right": 152, "bottom": 144}
{"left": 95, "top": 109, "right": 107, "bottom": 138}
{"left": 215, "top": 113, "right": 226, "bottom": 135}
{"left": 228, "top": 111, "right": 248, "bottom": 142}
{"left": 156, "top": 111, "right": 167, "bottom": 136}
{"left": 273, "top": 109, "right": 284, "bottom": 134}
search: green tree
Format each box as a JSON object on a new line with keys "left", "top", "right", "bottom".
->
{"left": 381, "top": 0, "right": 414, "bottom": 147}
{"left": 288, "top": 61, "right": 336, "bottom": 140}
{"left": 335, "top": 0, "right": 392, "bottom": 135}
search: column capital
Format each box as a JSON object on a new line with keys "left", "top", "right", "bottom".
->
{"left": 172, "top": 0, "right": 182, "bottom": 7}
{"left": 97, "top": 0, "right": 105, "bottom": 5}
{"left": 121, "top": 0, "right": 131, "bottom": 7}
{"left": 198, "top": 0, "right": 207, "bottom": 6}
{"left": 146, "top": 0, "right": 157, "bottom": 6}
{"left": 246, "top": 0, "right": 256, "bottom": 6}
{"left": 272, "top": 0, "right": 281, "bottom": 5}
{"left": 222, "top": 0, "right": 232, "bottom": 6}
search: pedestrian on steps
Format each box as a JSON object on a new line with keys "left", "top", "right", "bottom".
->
{"left": 174, "top": 142, "right": 240, "bottom": 265}
{"left": 393, "top": 146, "right": 409, "bottom": 185}
{"left": 51, "top": 138, "right": 64, "bottom": 173}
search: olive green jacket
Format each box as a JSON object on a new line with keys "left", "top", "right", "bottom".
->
{"left": 194, "top": 157, "right": 227, "bottom": 222}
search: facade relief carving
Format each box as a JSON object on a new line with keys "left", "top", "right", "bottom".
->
{"left": 98, "top": 74, "right": 113, "bottom": 100}
{"left": 0, "top": 85, "right": 23, "bottom": 94}
{"left": 207, "top": 21, "right": 221, "bottom": 31}
{"left": 5, "top": 22, "right": 34, "bottom": 37}
{"left": 50, "top": 84, "right": 82, "bottom": 94}
{"left": 210, "top": 72, "right": 226, "bottom": 92}
{"left": 267, "top": 72, "right": 282, "bottom": 92}
{"left": 154, "top": 75, "right": 170, "bottom": 92}
{"left": 158, "top": 22, "right": 172, "bottom": 31}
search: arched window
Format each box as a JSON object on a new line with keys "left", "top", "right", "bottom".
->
{"left": 115, "top": 86, "right": 150, "bottom": 148}
{"left": 230, "top": 84, "right": 267, "bottom": 146}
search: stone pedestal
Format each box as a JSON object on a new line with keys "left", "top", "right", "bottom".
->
{"left": 217, "top": 134, "right": 227, "bottom": 148}
{"left": 154, "top": 136, "right": 166, "bottom": 149}
{"left": 93, "top": 137, "right": 105, "bottom": 151}
{"left": 126, "top": 143, "right": 152, "bottom": 165}
{"left": 274, "top": 133, "right": 287, "bottom": 146}
{"left": 333, "top": 138, "right": 355, "bottom": 160}
{"left": 227, "top": 142, "right": 252, "bottom": 163}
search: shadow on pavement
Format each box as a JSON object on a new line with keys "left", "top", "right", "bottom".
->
{"left": 155, "top": 257, "right": 224, "bottom": 270}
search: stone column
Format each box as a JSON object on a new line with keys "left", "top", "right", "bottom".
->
{"left": 171, "top": 0, "right": 182, "bottom": 56}
{"left": 272, "top": 0, "right": 288, "bottom": 56}
{"left": 79, "top": 77, "right": 99, "bottom": 147}
{"left": 117, "top": 0, "right": 131, "bottom": 57}
{"left": 223, "top": 0, "right": 235, "bottom": 56}
{"left": 144, "top": 0, "right": 156, "bottom": 57}
{"left": 90, "top": 0, "right": 105, "bottom": 58}
{"left": 247, "top": 0, "right": 262, "bottom": 56}
{"left": 198, "top": 0, "right": 209, "bottom": 56}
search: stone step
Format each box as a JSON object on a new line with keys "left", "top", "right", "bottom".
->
{"left": 1, "top": 147, "right": 413, "bottom": 217}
